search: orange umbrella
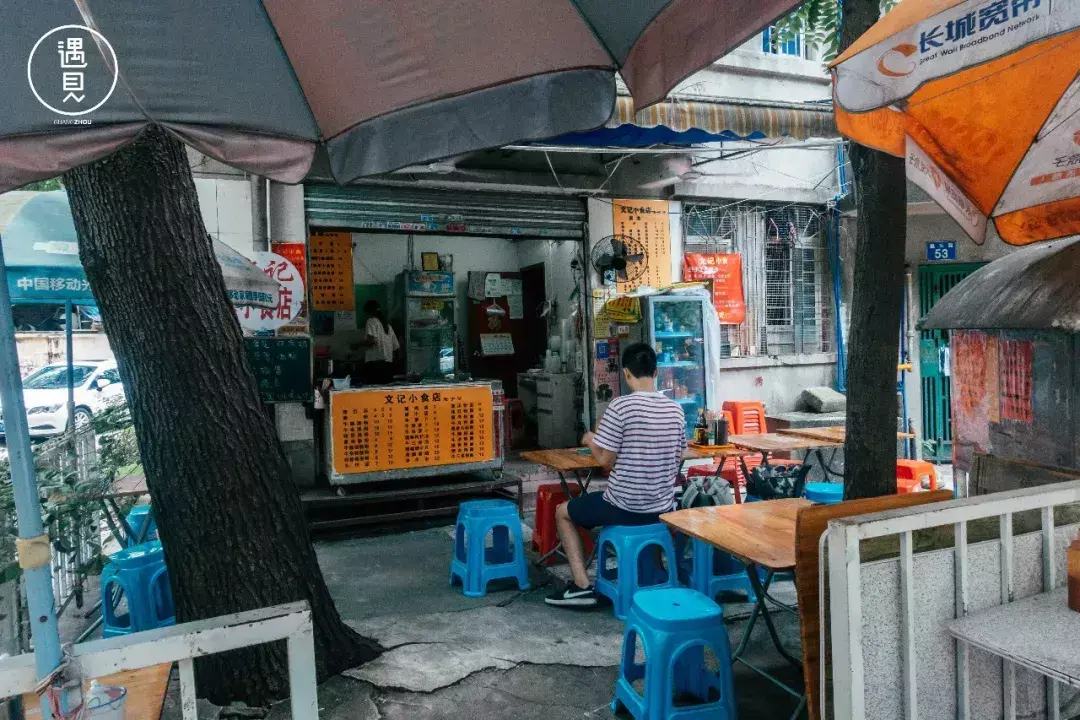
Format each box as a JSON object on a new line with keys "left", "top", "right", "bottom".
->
{"left": 831, "top": 0, "right": 1080, "bottom": 246}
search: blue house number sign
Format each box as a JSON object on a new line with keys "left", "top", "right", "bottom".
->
{"left": 926, "top": 241, "right": 957, "bottom": 262}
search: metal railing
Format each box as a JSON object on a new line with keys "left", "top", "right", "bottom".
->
{"left": 0, "top": 601, "right": 318, "bottom": 720}
{"left": 31, "top": 428, "right": 103, "bottom": 622}
{"left": 826, "top": 481, "right": 1080, "bottom": 720}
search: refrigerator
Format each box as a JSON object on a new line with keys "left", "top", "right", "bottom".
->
{"left": 621, "top": 295, "right": 712, "bottom": 438}
{"left": 394, "top": 271, "right": 457, "bottom": 379}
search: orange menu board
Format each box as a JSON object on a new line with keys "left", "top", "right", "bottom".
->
{"left": 309, "top": 231, "right": 354, "bottom": 310}
{"left": 332, "top": 386, "right": 494, "bottom": 474}
{"left": 612, "top": 199, "right": 671, "bottom": 292}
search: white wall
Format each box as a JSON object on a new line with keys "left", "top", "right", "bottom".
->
{"left": 671, "top": 49, "right": 831, "bottom": 104}
{"left": 905, "top": 210, "right": 1016, "bottom": 266}
{"left": 15, "top": 332, "right": 114, "bottom": 377}
{"left": 195, "top": 178, "right": 254, "bottom": 254}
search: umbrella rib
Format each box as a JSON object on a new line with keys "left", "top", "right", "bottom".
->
{"left": 565, "top": 1, "right": 619, "bottom": 64}
{"left": 71, "top": 0, "right": 155, "bottom": 123}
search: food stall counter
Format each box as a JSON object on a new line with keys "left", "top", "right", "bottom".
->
{"left": 324, "top": 379, "right": 505, "bottom": 485}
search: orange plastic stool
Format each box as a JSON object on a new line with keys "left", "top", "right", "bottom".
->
{"left": 896, "top": 459, "right": 937, "bottom": 492}
{"left": 722, "top": 401, "right": 768, "bottom": 435}
{"left": 532, "top": 483, "right": 594, "bottom": 565}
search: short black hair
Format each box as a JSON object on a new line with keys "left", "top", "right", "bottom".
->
{"left": 362, "top": 300, "right": 381, "bottom": 315}
{"left": 621, "top": 342, "right": 657, "bottom": 378}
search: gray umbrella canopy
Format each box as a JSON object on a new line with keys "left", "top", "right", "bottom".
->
{"left": 0, "top": 0, "right": 801, "bottom": 191}
{"left": 921, "top": 237, "right": 1080, "bottom": 332}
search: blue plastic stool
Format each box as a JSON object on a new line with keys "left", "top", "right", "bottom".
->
{"left": 450, "top": 500, "right": 530, "bottom": 598}
{"left": 594, "top": 524, "right": 678, "bottom": 620}
{"left": 687, "top": 537, "right": 758, "bottom": 604}
{"left": 101, "top": 541, "right": 175, "bottom": 638}
{"left": 124, "top": 505, "right": 158, "bottom": 546}
{"left": 612, "top": 588, "right": 737, "bottom": 719}
{"left": 805, "top": 482, "right": 843, "bottom": 504}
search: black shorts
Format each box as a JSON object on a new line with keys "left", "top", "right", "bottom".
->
{"left": 566, "top": 491, "right": 663, "bottom": 529}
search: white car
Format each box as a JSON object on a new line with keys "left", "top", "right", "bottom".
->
{"left": 0, "top": 360, "right": 125, "bottom": 439}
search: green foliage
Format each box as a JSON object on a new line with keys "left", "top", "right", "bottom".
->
{"left": 773, "top": 0, "right": 901, "bottom": 61}
{"left": 20, "top": 177, "right": 62, "bottom": 192}
{"left": 0, "top": 401, "right": 141, "bottom": 570}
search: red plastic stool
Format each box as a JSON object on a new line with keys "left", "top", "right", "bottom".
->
{"left": 896, "top": 459, "right": 937, "bottom": 492}
{"left": 532, "top": 484, "right": 595, "bottom": 565}
{"left": 722, "top": 401, "right": 768, "bottom": 435}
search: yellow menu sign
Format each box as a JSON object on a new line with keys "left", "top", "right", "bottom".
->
{"left": 332, "top": 386, "right": 493, "bottom": 474}
{"left": 612, "top": 199, "right": 671, "bottom": 292}
{"left": 309, "top": 231, "right": 354, "bottom": 310}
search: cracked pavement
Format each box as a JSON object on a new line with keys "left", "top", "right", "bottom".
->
{"left": 261, "top": 524, "right": 805, "bottom": 719}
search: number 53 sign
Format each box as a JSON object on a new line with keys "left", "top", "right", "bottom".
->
{"left": 926, "top": 241, "right": 957, "bottom": 262}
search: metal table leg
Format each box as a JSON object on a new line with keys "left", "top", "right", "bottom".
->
{"left": 713, "top": 453, "right": 742, "bottom": 504}
{"left": 742, "top": 567, "right": 802, "bottom": 668}
{"left": 731, "top": 563, "right": 807, "bottom": 715}
{"left": 814, "top": 448, "right": 844, "bottom": 481}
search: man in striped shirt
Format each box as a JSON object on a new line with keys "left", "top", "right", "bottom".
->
{"left": 546, "top": 342, "right": 687, "bottom": 608}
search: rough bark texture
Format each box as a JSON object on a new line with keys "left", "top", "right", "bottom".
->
{"left": 63, "top": 127, "right": 379, "bottom": 704}
{"left": 841, "top": 0, "right": 909, "bottom": 500}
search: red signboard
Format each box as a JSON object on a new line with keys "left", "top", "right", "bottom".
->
{"left": 271, "top": 242, "right": 306, "bottom": 286}
{"left": 682, "top": 253, "right": 745, "bottom": 324}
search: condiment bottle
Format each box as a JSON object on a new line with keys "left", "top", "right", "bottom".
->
{"left": 1069, "top": 533, "right": 1080, "bottom": 612}
{"left": 694, "top": 409, "right": 709, "bottom": 445}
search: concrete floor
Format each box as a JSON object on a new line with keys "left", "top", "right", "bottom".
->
{"left": 259, "top": 525, "right": 806, "bottom": 720}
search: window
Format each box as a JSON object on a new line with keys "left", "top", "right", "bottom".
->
{"left": 22, "top": 365, "right": 96, "bottom": 390}
{"left": 761, "top": 27, "right": 806, "bottom": 58}
{"left": 683, "top": 203, "right": 833, "bottom": 358}
{"left": 99, "top": 369, "right": 121, "bottom": 384}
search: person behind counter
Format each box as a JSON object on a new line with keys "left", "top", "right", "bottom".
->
{"left": 358, "top": 299, "right": 399, "bottom": 385}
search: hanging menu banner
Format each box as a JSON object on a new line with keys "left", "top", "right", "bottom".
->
{"left": 332, "top": 386, "right": 494, "bottom": 474}
{"left": 612, "top": 199, "right": 671, "bottom": 292}
{"left": 309, "top": 231, "right": 354, "bottom": 310}
{"left": 682, "top": 253, "right": 746, "bottom": 324}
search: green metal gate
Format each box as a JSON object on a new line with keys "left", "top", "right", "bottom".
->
{"left": 918, "top": 263, "right": 984, "bottom": 462}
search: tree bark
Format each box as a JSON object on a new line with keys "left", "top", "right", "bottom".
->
{"left": 64, "top": 126, "right": 379, "bottom": 704}
{"left": 841, "top": 0, "right": 909, "bottom": 500}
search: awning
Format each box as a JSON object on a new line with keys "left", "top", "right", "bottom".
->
{"left": 555, "top": 96, "right": 839, "bottom": 147}
{"left": 921, "top": 237, "right": 1080, "bottom": 332}
{"left": 1, "top": 190, "right": 281, "bottom": 308}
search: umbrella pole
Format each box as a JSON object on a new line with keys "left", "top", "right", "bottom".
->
{"left": 0, "top": 241, "right": 63, "bottom": 712}
{"left": 65, "top": 301, "right": 74, "bottom": 431}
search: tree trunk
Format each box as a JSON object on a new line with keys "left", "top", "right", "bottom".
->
{"left": 841, "top": 0, "right": 909, "bottom": 500}
{"left": 63, "top": 126, "right": 379, "bottom": 704}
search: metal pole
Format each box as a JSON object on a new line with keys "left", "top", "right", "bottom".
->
{"left": 250, "top": 176, "right": 269, "bottom": 252}
{"left": 0, "top": 241, "right": 62, "bottom": 703}
{"left": 65, "top": 301, "right": 75, "bottom": 429}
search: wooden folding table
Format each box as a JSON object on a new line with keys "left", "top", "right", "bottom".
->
{"left": 662, "top": 498, "right": 810, "bottom": 717}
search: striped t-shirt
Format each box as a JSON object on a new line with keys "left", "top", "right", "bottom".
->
{"left": 594, "top": 392, "right": 687, "bottom": 514}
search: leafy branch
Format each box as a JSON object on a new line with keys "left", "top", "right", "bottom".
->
{"left": 773, "top": 0, "right": 900, "bottom": 61}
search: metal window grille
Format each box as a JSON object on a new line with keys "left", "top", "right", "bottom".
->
{"left": 761, "top": 27, "right": 806, "bottom": 58}
{"left": 683, "top": 202, "right": 833, "bottom": 358}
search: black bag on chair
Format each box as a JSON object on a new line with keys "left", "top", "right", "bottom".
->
{"left": 745, "top": 463, "right": 812, "bottom": 500}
